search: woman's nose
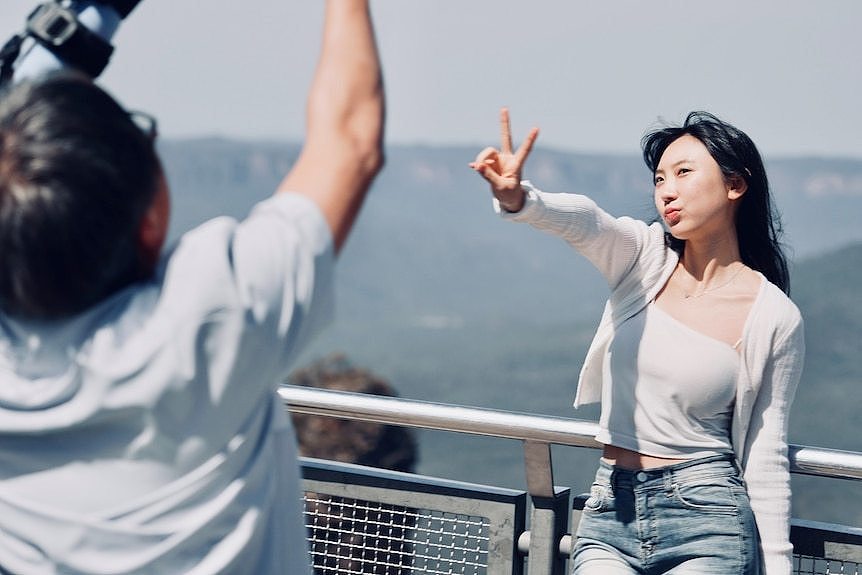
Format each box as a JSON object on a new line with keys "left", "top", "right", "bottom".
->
{"left": 657, "top": 181, "right": 677, "bottom": 204}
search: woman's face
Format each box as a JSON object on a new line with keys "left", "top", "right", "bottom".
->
{"left": 653, "top": 134, "right": 744, "bottom": 242}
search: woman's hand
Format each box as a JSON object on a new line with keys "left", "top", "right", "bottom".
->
{"left": 469, "top": 108, "right": 539, "bottom": 212}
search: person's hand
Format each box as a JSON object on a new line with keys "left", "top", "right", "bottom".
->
{"left": 469, "top": 108, "right": 539, "bottom": 212}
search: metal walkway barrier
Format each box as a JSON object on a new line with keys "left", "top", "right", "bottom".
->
{"left": 285, "top": 386, "right": 862, "bottom": 575}
{"left": 791, "top": 520, "right": 862, "bottom": 574}
{"left": 302, "top": 458, "right": 526, "bottom": 574}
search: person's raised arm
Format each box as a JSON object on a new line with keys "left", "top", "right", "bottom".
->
{"left": 278, "top": 0, "right": 385, "bottom": 254}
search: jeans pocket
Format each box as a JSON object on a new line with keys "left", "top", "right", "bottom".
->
{"left": 672, "top": 482, "right": 737, "bottom": 514}
{"left": 583, "top": 481, "right": 610, "bottom": 513}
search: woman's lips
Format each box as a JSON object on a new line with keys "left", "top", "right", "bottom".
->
{"left": 664, "top": 208, "right": 681, "bottom": 225}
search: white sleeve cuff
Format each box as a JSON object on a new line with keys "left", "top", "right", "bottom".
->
{"left": 492, "top": 180, "right": 542, "bottom": 220}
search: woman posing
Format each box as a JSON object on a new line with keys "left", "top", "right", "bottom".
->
{"left": 470, "top": 109, "right": 804, "bottom": 574}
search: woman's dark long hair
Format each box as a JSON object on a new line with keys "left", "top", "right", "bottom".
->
{"left": 641, "top": 111, "right": 790, "bottom": 294}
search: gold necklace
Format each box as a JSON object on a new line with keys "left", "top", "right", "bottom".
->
{"left": 681, "top": 264, "right": 746, "bottom": 299}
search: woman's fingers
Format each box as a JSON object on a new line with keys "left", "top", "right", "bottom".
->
{"left": 469, "top": 152, "right": 509, "bottom": 189}
{"left": 471, "top": 146, "right": 499, "bottom": 169}
{"left": 499, "top": 108, "right": 538, "bottom": 171}
{"left": 500, "top": 108, "right": 514, "bottom": 155}
{"left": 515, "top": 127, "right": 539, "bottom": 166}
{"left": 478, "top": 163, "right": 509, "bottom": 189}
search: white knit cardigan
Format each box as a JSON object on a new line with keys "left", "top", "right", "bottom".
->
{"left": 498, "top": 182, "right": 806, "bottom": 574}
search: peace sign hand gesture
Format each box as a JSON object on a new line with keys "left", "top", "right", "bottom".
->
{"left": 469, "top": 108, "right": 539, "bottom": 213}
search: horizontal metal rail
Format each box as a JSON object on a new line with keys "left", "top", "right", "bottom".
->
{"left": 279, "top": 386, "right": 862, "bottom": 482}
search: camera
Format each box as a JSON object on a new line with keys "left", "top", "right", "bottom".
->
{"left": 1, "top": 1, "right": 142, "bottom": 87}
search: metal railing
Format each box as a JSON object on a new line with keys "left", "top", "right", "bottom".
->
{"left": 283, "top": 386, "right": 862, "bottom": 574}
{"left": 280, "top": 386, "right": 862, "bottom": 481}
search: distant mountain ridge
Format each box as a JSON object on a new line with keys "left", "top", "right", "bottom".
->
{"left": 159, "top": 139, "right": 862, "bottom": 325}
{"left": 158, "top": 138, "right": 862, "bottom": 526}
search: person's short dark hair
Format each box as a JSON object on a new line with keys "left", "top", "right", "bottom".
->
{"left": 641, "top": 111, "right": 790, "bottom": 294}
{"left": 0, "top": 73, "right": 160, "bottom": 319}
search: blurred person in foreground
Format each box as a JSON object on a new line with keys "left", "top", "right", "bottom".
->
{"left": 0, "top": 1, "right": 384, "bottom": 573}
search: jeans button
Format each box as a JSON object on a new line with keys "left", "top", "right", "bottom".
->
{"left": 635, "top": 471, "right": 648, "bottom": 482}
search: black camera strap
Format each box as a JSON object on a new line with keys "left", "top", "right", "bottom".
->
{"left": 0, "top": 34, "right": 24, "bottom": 87}
{"left": 99, "top": 0, "right": 142, "bottom": 20}
{"left": 0, "top": 0, "right": 147, "bottom": 87}
{"left": 25, "top": 2, "right": 114, "bottom": 79}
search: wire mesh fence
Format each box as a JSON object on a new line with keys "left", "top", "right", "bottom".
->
{"left": 304, "top": 493, "right": 491, "bottom": 575}
{"left": 794, "top": 554, "right": 861, "bottom": 575}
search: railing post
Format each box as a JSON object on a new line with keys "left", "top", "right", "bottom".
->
{"left": 523, "top": 441, "right": 571, "bottom": 575}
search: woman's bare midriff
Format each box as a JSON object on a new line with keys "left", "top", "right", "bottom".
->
{"left": 601, "top": 444, "right": 689, "bottom": 470}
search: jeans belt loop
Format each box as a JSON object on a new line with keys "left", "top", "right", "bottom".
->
{"left": 663, "top": 467, "right": 674, "bottom": 494}
{"left": 733, "top": 457, "right": 745, "bottom": 480}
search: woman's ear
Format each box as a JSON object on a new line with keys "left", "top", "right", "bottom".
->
{"left": 727, "top": 174, "right": 748, "bottom": 201}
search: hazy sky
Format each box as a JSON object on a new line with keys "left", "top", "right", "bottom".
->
{"left": 2, "top": 1, "right": 861, "bottom": 158}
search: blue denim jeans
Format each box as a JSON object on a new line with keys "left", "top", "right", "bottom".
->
{"left": 572, "top": 455, "right": 761, "bottom": 574}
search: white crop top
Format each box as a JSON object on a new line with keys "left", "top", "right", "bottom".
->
{"left": 596, "top": 302, "right": 738, "bottom": 459}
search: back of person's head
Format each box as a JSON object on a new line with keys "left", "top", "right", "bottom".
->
{"left": 0, "top": 73, "right": 160, "bottom": 319}
{"left": 641, "top": 111, "right": 790, "bottom": 294}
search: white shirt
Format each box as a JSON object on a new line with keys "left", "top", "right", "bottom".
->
{"left": 597, "top": 302, "right": 737, "bottom": 458}
{"left": 0, "top": 193, "right": 333, "bottom": 574}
